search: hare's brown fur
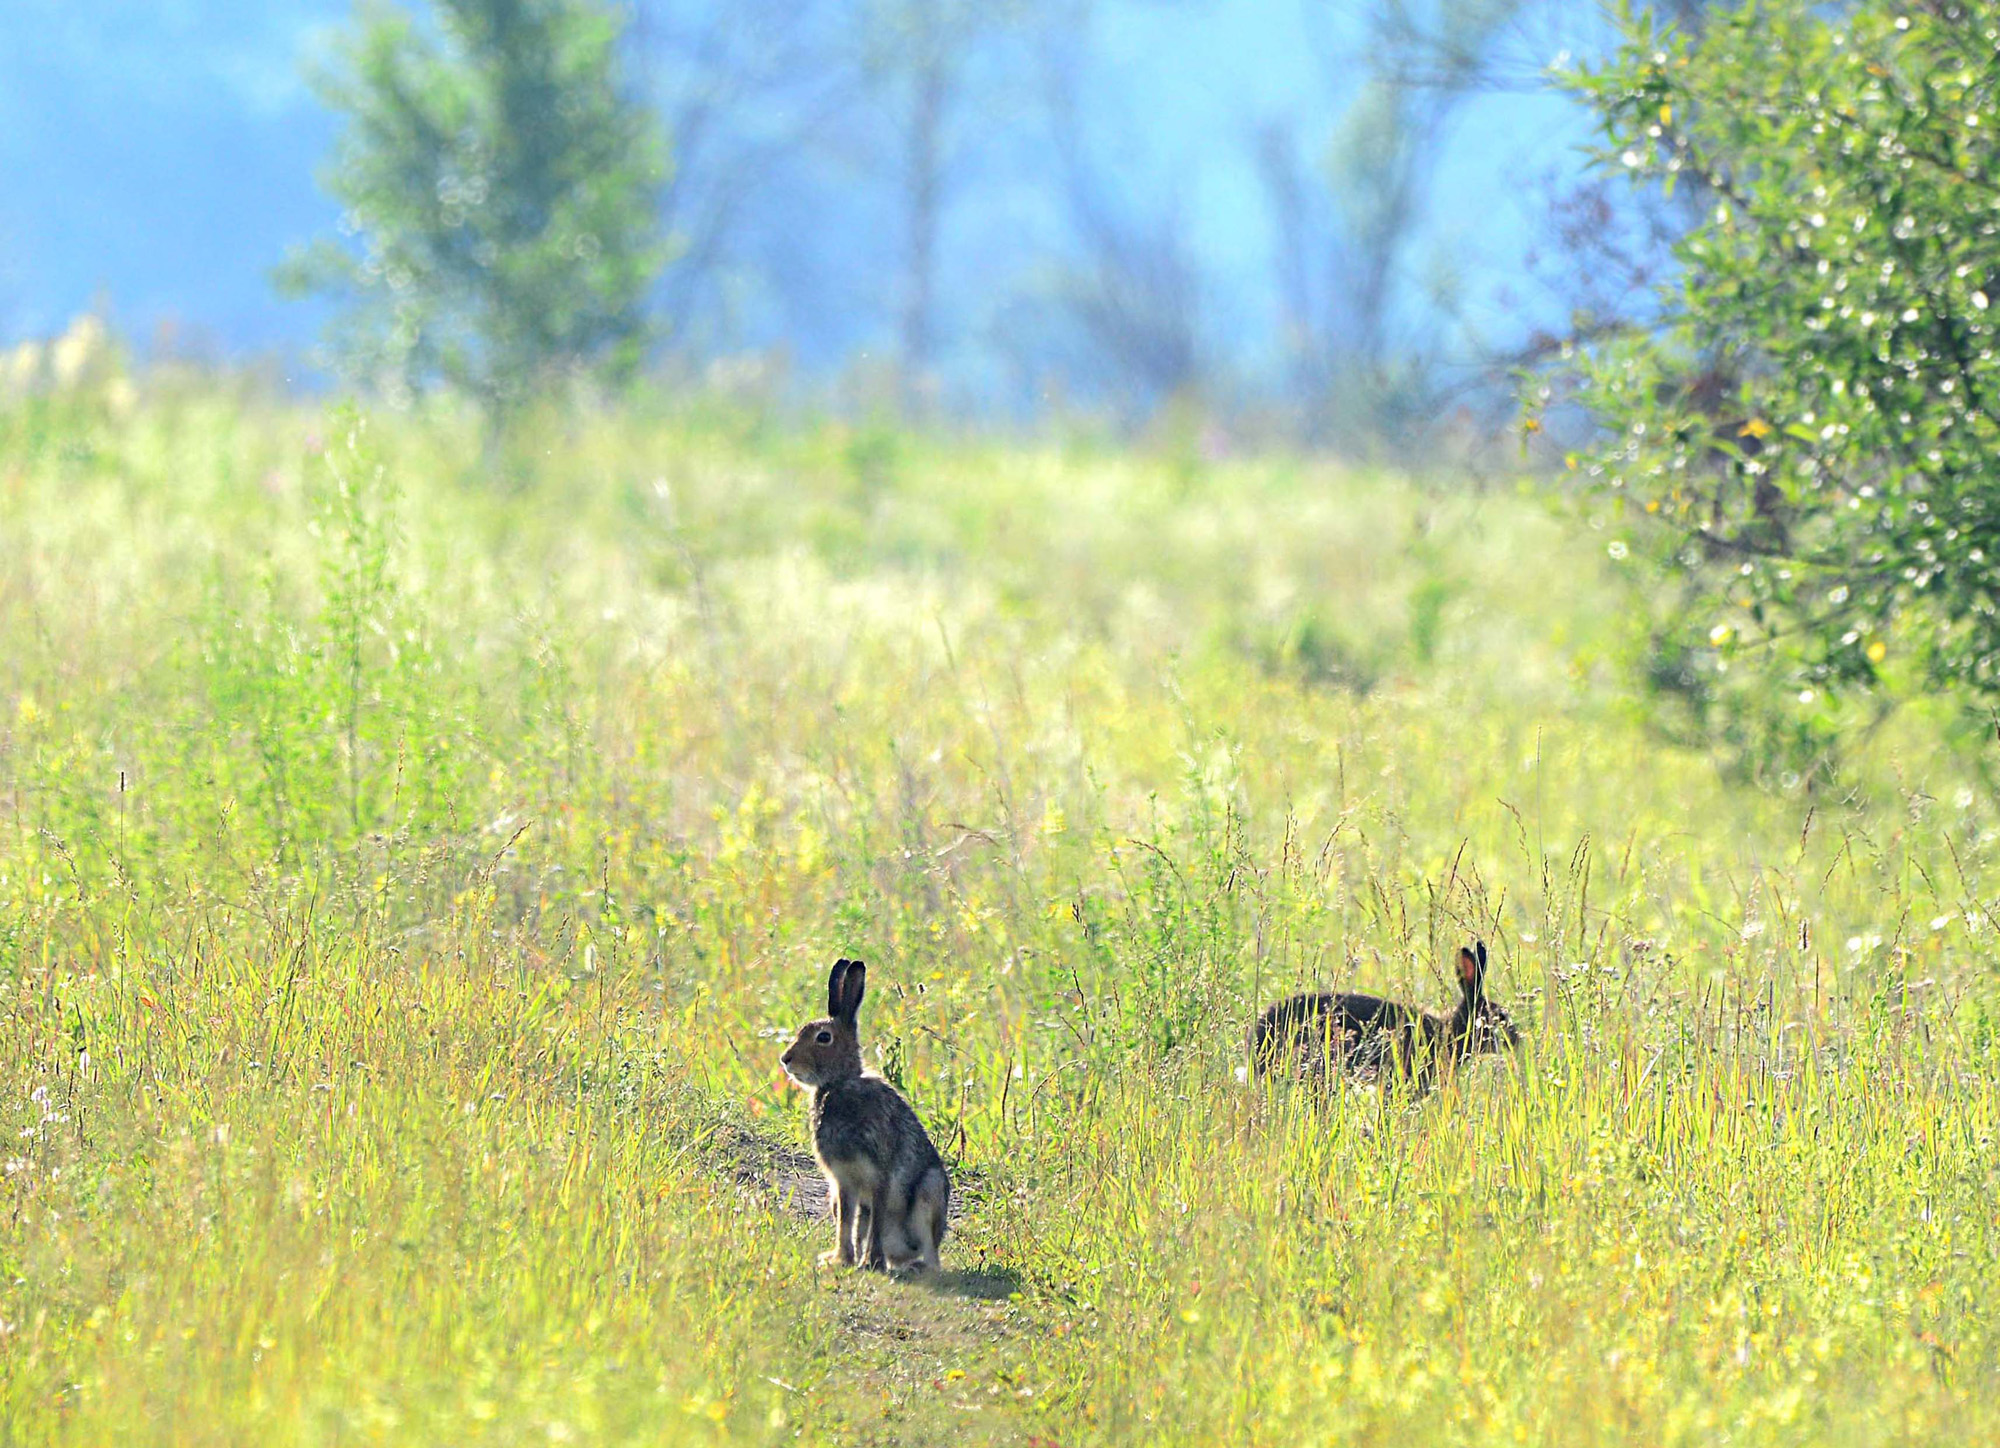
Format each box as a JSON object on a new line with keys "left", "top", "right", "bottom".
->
{"left": 1249, "top": 941, "right": 1520, "bottom": 1091}
{"left": 780, "top": 959, "right": 949, "bottom": 1274}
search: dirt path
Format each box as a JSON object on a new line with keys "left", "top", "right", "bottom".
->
{"left": 706, "top": 1120, "right": 1053, "bottom": 1446}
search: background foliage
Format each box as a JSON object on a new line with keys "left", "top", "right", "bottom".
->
{"left": 1548, "top": 0, "right": 2000, "bottom": 771}
{"left": 276, "top": 0, "right": 669, "bottom": 418}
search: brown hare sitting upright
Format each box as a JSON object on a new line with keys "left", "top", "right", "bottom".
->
{"left": 1248, "top": 941, "right": 1521, "bottom": 1091}
{"left": 779, "top": 958, "right": 950, "bottom": 1275}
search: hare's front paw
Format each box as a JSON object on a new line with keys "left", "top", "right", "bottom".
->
{"left": 817, "top": 1247, "right": 852, "bottom": 1268}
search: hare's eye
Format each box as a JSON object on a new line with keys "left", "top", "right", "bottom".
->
{"left": 816, "top": 1030, "right": 832, "bottom": 1044}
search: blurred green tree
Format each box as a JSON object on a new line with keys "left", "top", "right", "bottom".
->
{"left": 1542, "top": 0, "right": 2000, "bottom": 761}
{"left": 278, "top": 0, "right": 669, "bottom": 427}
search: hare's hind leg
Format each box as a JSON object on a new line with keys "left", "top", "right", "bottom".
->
{"left": 921, "top": 1168, "right": 948, "bottom": 1273}
{"left": 895, "top": 1167, "right": 948, "bottom": 1276}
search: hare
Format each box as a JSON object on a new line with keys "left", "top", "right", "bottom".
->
{"left": 1248, "top": 941, "right": 1520, "bottom": 1091}
{"left": 779, "top": 958, "right": 950, "bottom": 1276}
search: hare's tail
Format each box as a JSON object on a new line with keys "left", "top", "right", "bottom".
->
{"left": 1246, "top": 1005, "right": 1279, "bottom": 1076}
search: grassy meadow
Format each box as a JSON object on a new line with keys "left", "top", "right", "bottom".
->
{"left": 2, "top": 364, "right": 1998, "bottom": 1445}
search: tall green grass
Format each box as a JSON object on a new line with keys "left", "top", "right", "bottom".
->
{"left": 0, "top": 372, "right": 1996, "bottom": 1444}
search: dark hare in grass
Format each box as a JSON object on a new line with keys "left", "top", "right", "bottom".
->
{"left": 779, "top": 958, "right": 950, "bottom": 1275}
{"left": 1248, "top": 941, "right": 1521, "bottom": 1091}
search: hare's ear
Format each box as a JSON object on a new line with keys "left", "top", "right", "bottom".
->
{"left": 1457, "top": 944, "right": 1484, "bottom": 995}
{"left": 834, "top": 959, "right": 867, "bottom": 1023}
{"left": 826, "top": 958, "right": 853, "bottom": 1018}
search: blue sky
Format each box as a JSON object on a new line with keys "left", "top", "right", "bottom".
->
{"left": 0, "top": 0, "right": 343, "bottom": 347}
{"left": 0, "top": 0, "right": 1609, "bottom": 394}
